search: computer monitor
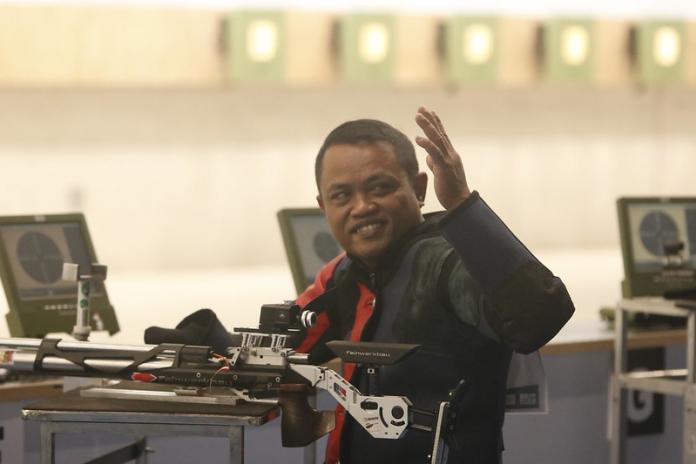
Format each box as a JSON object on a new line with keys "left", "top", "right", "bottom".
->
{"left": 617, "top": 197, "right": 696, "bottom": 298}
{"left": 277, "top": 208, "right": 343, "bottom": 295}
{"left": 0, "top": 213, "right": 119, "bottom": 337}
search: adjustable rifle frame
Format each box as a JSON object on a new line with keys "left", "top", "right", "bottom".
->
{"left": 0, "top": 303, "right": 459, "bottom": 463}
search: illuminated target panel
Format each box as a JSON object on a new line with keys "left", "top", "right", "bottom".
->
{"left": 0, "top": 213, "right": 118, "bottom": 337}
{"left": 618, "top": 197, "right": 696, "bottom": 298}
{"left": 277, "top": 208, "right": 343, "bottom": 295}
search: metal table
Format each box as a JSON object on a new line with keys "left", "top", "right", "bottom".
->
{"left": 22, "top": 385, "right": 279, "bottom": 464}
{"left": 610, "top": 297, "right": 696, "bottom": 464}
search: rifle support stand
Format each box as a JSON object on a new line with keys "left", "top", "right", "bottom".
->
{"left": 62, "top": 262, "right": 108, "bottom": 342}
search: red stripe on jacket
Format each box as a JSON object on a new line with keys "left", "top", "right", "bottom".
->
{"left": 296, "top": 253, "right": 345, "bottom": 354}
{"left": 295, "top": 255, "right": 377, "bottom": 464}
{"left": 324, "top": 283, "right": 375, "bottom": 464}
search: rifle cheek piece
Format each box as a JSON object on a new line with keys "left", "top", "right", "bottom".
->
{"left": 278, "top": 384, "right": 335, "bottom": 447}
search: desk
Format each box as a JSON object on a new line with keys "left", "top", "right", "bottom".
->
{"left": 22, "top": 386, "right": 279, "bottom": 464}
{"left": 0, "top": 378, "right": 62, "bottom": 402}
{"left": 610, "top": 298, "right": 696, "bottom": 464}
{"left": 541, "top": 317, "right": 687, "bottom": 355}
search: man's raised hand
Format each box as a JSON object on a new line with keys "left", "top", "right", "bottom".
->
{"left": 414, "top": 106, "right": 471, "bottom": 210}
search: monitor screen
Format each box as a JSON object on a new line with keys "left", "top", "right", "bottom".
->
{"left": 626, "top": 202, "right": 696, "bottom": 272}
{"left": 0, "top": 222, "right": 105, "bottom": 301}
{"left": 618, "top": 197, "right": 696, "bottom": 298}
{"left": 277, "top": 209, "right": 343, "bottom": 295}
{"left": 0, "top": 214, "right": 118, "bottom": 337}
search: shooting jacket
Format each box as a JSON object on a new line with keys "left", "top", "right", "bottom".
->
{"left": 296, "top": 191, "right": 574, "bottom": 464}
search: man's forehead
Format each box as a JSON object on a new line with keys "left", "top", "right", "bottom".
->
{"left": 322, "top": 141, "right": 399, "bottom": 169}
{"left": 324, "top": 170, "right": 399, "bottom": 189}
{"left": 320, "top": 142, "right": 403, "bottom": 185}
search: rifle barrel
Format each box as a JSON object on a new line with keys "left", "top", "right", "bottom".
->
{"left": 1, "top": 352, "right": 174, "bottom": 373}
{"left": 0, "top": 337, "right": 158, "bottom": 353}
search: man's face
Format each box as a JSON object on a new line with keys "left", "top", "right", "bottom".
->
{"left": 317, "top": 141, "right": 426, "bottom": 271}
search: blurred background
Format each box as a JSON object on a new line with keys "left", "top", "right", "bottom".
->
{"left": 1, "top": 0, "right": 695, "bottom": 329}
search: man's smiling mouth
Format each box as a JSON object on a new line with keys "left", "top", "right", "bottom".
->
{"left": 351, "top": 220, "right": 386, "bottom": 236}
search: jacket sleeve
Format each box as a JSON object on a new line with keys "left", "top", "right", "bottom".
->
{"left": 438, "top": 191, "right": 575, "bottom": 354}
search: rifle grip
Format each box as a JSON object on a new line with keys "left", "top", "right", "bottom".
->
{"left": 278, "top": 384, "right": 335, "bottom": 447}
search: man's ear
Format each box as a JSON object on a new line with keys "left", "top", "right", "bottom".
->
{"left": 413, "top": 172, "right": 428, "bottom": 202}
{"left": 317, "top": 194, "right": 325, "bottom": 211}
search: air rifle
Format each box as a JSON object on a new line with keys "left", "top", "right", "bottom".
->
{"left": 0, "top": 304, "right": 461, "bottom": 463}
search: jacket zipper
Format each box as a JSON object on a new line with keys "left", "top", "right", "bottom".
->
{"left": 368, "top": 272, "right": 377, "bottom": 312}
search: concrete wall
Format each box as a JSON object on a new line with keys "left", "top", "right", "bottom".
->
{"left": 1, "top": 87, "right": 694, "bottom": 274}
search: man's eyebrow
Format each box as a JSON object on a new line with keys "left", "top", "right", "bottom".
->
{"left": 364, "top": 172, "right": 398, "bottom": 183}
{"left": 325, "top": 181, "right": 350, "bottom": 192}
{"left": 325, "top": 172, "right": 398, "bottom": 191}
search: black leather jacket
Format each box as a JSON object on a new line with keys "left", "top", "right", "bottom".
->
{"left": 297, "top": 192, "right": 575, "bottom": 464}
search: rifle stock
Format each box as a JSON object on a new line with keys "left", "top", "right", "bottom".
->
{"left": 279, "top": 384, "right": 335, "bottom": 447}
{"left": 0, "top": 303, "right": 452, "bottom": 463}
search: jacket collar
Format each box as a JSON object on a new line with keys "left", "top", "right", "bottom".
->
{"left": 346, "top": 211, "right": 446, "bottom": 289}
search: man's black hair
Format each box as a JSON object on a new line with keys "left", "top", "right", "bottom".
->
{"left": 315, "top": 119, "right": 419, "bottom": 191}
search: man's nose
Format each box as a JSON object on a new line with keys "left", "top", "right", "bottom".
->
{"left": 351, "top": 194, "right": 376, "bottom": 216}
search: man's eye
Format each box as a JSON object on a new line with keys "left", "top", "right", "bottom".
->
{"left": 330, "top": 191, "right": 349, "bottom": 202}
{"left": 371, "top": 182, "right": 395, "bottom": 195}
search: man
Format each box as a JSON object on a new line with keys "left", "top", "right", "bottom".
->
{"left": 296, "top": 107, "right": 574, "bottom": 464}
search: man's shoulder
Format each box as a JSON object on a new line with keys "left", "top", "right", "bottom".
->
{"left": 396, "top": 217, "right": 457, "bottom": 275}
{"left": 401, "top": 235, "right": 457, "bottom": 280}
{"left": 409, "top": 213, "right": 452, "bottom": 249}
{"left": 308, "top": 253, "right": 348, "bottom": 287}
{"left": 411, "top": 234, "right": 452, "bottom": 253}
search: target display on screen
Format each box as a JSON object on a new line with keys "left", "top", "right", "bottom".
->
{"left": 0, "top": 214, "right": 118, "bottom": 337}
{"left": 627, "top": 203, "right": 696, "bottom": 271}
{"left": 18, "top": 231, "right": 64, "bottom": 283}
{"left": 639, "top": 212, "right": 678, "bottom": 256}
{"left": 277, "top": 209, "right": 343, "bottom": 295}
{"left": 0, "top": 223, "right": 100, "bottom": 300}
{"left": 618, "top": 198, "right": 696, "bottom": 297}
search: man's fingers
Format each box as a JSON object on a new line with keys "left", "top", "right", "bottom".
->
{"left": 416, "top": 109, "right": 442, "bottom": 141}
{"left": 415, "top": 136, "right": 446, "bottom": 167}
{"left": 417, "top": 106, "right": 471, "bottom": 209}
{"left": 415, "top": 113, "right": 449, "bottom": 157}
{"left": 425, "top": 154, "right": 435, "bottom": 172}
{"left": 431, "top": 111, "right": 453, "bottom": 148}
{"left": 418, "top": 106, "right": 450, "bottom": 139}
{"left": 417, "top": 106, "right": 436, "bottom": 124}
{"left": 416, "top": 108, "right": 454, "bottom": 155}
